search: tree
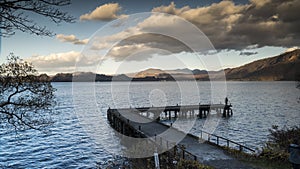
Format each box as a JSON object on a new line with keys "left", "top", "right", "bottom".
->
{"left": 0, "top": 53, "right": 56, "bottom": 130}
{"left": 0, "top": 0, "right": 74, "bottom": 37}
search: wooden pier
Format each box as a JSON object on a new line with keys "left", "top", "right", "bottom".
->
{"left": 107, "top": 104, "right": 256, "bottom": 168}
{"left": 124, "top": 103, "right": 233, "bottom": 120}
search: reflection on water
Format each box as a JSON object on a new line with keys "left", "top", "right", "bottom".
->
{"left": 0, "top": 81, "right": 299, "bottom": 168}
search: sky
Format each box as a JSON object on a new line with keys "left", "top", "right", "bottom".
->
{"left": 1, "top": 0, "right": 299, "bottom": 75}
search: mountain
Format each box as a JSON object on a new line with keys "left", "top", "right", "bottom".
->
{"left": 51, "top": 72, "right": 113, "bottom": 82}
{"left": 128, "top": 49, "right": 300, "bottom": 81}
{"left": 51, "top": 73, "right": 73, "bottom": 82}
{"left": 129, "top": 68, "right": 208, "bottom": 80}
{"left": 167, "top": 68, "right": 194, "bottom": 74}
{"left": 49, "top": 49, "right": 300, "bottom": 82}
{"left": 133, "top": 68, "right": 165, "bottom": 78}
{"left": 224, "top": 49, "right": 300, "bottom": 81}
{"left": 192, "top": 69, "right": 208, "bottom": 75}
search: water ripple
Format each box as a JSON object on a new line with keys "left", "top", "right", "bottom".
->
{"left": 0, "top": 81, "right": 299, "bottom": 168}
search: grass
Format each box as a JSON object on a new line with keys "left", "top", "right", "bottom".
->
{"left": 222, "top": 147, "right": 291, "bottom": 169}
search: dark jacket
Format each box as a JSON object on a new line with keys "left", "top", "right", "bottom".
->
{"left": 289, "top": 144, "right": 300, "bottom": 164}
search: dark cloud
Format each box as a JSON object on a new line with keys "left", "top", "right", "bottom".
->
{"left": 117, "top": 33, "right": 192, "bottom": 53}
{"left": 152, "top": 0, "right": 300, "bottom": 50}
{"left": 239, "top": 51, "right": 258, "bottom": 56}
{"left": 87, "top": 0, "right": 300, "bottom": 63}
{"left": 106, "top": 33, "right": 193, "bottom": 61}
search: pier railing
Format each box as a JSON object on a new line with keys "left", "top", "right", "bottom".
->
{"left": 128, "top": 127, "right": 199, "bottom": 161}
{"left": 108, "top": 110, "right": 199, "bottom": 161}
{"left": 198, "top": 130, "right": 256, "bottom": 153}
{"left": 134, "top": 118, "right": 256, "bottom": 156}
{"left": 136, "top": 127, "right": 199, "bottom": 161}
{"left": 156, "top": 121, "right": 256, "bottom": 154}
{"left": 152, "top": 135, "right": 198, "bottom": 161}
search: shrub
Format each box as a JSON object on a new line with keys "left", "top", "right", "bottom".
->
{"left": 259, "top": 125, "right": 300, "bottom": 162}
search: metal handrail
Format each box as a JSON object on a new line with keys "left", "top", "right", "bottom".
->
{"left": 199, "top": 130, "right": 255, "bottom": 153}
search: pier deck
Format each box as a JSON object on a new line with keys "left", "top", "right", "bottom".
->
{"left": 119, "top": 103, "right": 233, "bottom": 119}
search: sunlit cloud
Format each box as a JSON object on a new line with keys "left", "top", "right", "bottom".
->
{"left": 56, "top": 34, "right": 89, "bottom": 45}
{"left": 27, "top": 51, "right": 80, "bottom": 69}
{"left": 80, "top": 3, "right": 128, "bottom": 21}
{"left": 26, "top": 51, "right": 104, "bottom": 73}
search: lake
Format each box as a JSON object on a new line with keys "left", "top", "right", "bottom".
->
{"left": 0, "top": 81, "right": 299, "bottom": 168}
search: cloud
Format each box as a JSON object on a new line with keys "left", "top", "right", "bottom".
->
{"left": 239, "top": 51, "right": 258, "bottom": 56}
{"left": 26, "top": 51, "right": 103, "bottom": 73}
{"left": 250, "top": 0, "right": 271, "bottom": 8}
{"left": 80, "top": 3, "right": 127, "bottom": 21}
{"left": 103, "top": 33, "right": 193, "bottom": 62}
{"left": 107, "top": 33, "right": 192, "bottom": 60}
{"left": 85, "top": 0, "right": 300, "bottom": 62}
{"left": 89, "top": 14, "right": 208, "bottom": 62}
{"left": 107, "top": 43, "right": 153, "bottom": 61}
{"left": 27, "top": 51, "right": 80, "bottom": 69}
{"left": 56, "top": 34, "right": 89, "bottom": 45}
{"left": 152, "top": 0, "right": 300, "bottom": 50}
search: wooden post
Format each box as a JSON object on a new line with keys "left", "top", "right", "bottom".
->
{"left": 113, "top": 115, "right": 116, "bottom": 128}
{"left": 160, "top": 137, "right": 162, "bottom": 146}
{"left": 167, "top": 140, "right": 169, "bottom": 149}
{"left": 199, "top": 109, "right": 203, "bottom": 119}
{"left": 121, "top": 122, "right": 124, "bottom": 134}
{"left": 174, "top": 145, "right": 177, "bottom": 157}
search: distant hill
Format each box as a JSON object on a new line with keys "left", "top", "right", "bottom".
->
{"left": 224, "top": 49, "right": 300, "bottom": 81}
{"left": 129, "top": 68, "right": 196, "bottom": 77}
{"left": 133, "top": 68, "right": 166, "bottom": 78}
{"left": 48, "top": 49, "right": 300, "bottom": 82}
{"left": 128, "top": 68, "right": 208, "bottom": 80}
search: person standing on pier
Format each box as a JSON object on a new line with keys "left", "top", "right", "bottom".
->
{"left": 225, "top": 97, "right": 229, "bottom": 106}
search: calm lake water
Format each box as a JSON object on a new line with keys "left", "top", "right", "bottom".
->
{"left": 0, "top": 81, "right": 299, "bottom": 168}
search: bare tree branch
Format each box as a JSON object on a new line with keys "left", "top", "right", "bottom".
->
{"left": 0, "top": 0, "right": 75, "bottom": 37}
{"left": 0, "top": 53, "right": 56, "bottom": 131}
